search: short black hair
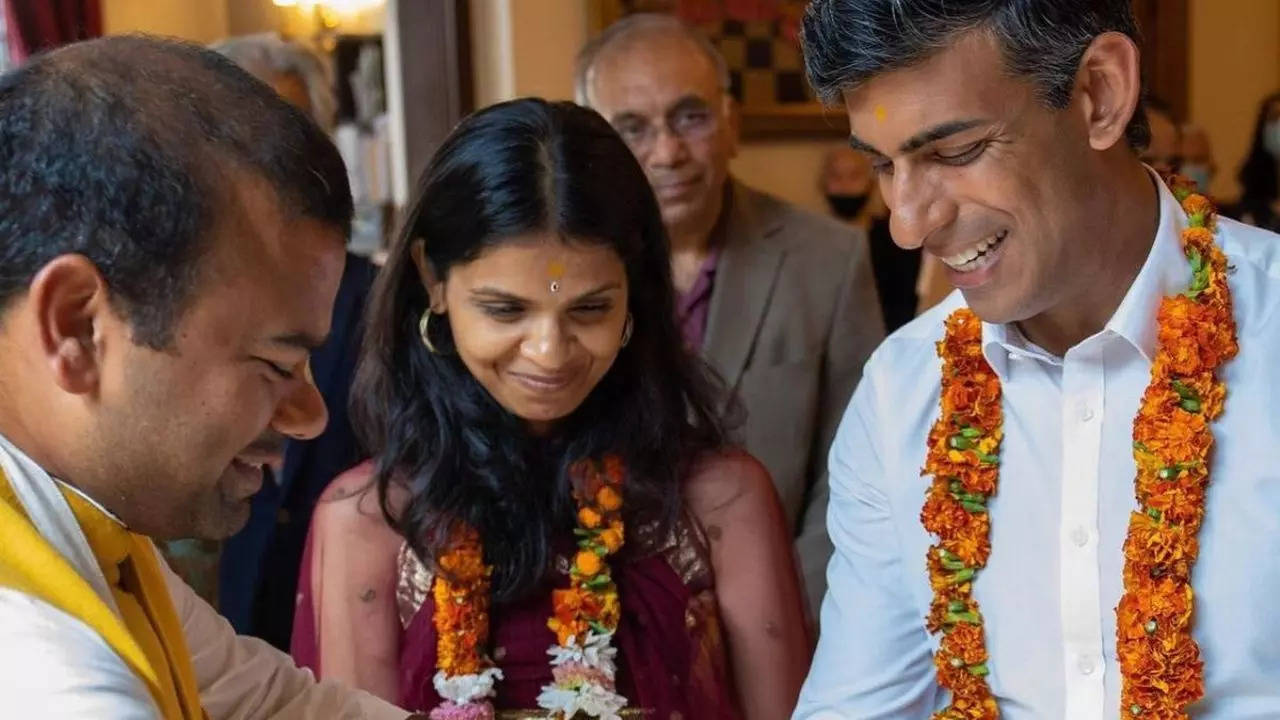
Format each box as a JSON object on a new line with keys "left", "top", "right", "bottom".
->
{"left": 0, "top": 34, "right": 353, "bottom": 347}
{"left": 801, "top": 0, "right": 1150, "bottom": 150}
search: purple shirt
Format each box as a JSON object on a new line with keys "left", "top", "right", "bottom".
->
{"left": 676, "top": 246, "right": 722, "bottom": 351}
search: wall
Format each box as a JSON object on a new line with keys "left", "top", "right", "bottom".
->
{"left": 731, "top": 139, "right": 836, "bottom": 215}
{"left": 1187, "top": 0, "right": 1280, "bottom": 201}
{"left": 467, "top": 0, "right": 832, "bottom": 215}
{"left": 102, "top": 0, "right": 229, "bottom": 44}
{"left": 225, "top": 0, "right": 286, "bottom": 37}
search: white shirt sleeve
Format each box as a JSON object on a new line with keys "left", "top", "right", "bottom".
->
{"left": 0, "top": 587, "right": 161, "bottom": 719}
{"left": 792, "top": 375, "right": 941, "bottom": 720}
{"left": 160, "top": 554, "right": 408, "bottom": 720}
{"left": 0, "top": 562, "right": 411, "bottom": 720}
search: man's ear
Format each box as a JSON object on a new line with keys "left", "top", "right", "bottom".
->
{"left": 1073, "top": 31, "right": 1143, "bottom": 152}
{"left": 27, "top": 254, "right": 112, "bottom": 395}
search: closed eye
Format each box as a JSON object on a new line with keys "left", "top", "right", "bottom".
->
{"left": 257, "top": 358, "right": 296, "bottom": 380}
{"left": 571, "top": 302, "right": 612, "bottom": 316}
{"left": 935, "top": 140, "right": 988, "bottom": 165}
{"left": 478, "top": 302, "right": 524, "bottom": 321}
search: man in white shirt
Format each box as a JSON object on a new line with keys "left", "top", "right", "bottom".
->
{"left": 0, "top": 36, "right": 419, "bottom": 719}
{"left": 796, "top": 1, "right": 1280, "bottom": 718}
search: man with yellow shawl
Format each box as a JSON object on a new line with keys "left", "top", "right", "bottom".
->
{"left": 0, "top": 35, "right": 421, "bottom": 719}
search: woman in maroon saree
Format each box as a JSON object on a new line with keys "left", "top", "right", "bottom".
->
{"left": 291, "top": 99, "right": 811, "bottom": 719}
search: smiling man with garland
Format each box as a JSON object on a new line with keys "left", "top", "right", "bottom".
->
{"left": 795, "top": 1, "right": 1280, "bottom": 719}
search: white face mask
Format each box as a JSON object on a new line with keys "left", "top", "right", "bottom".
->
{"left": 1264, "top": 121, "right": 1280, "bottom": 159}
{"left": 1181, "top": 163, "right": 1213, "bottom": 192}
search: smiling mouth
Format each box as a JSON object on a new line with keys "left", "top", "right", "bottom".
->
{"left": 939, "top": 230, "right": 1008, "bottom": 273}
{"left": 654, "top": 176, "right": 700, "bottom": 196}
{"left": 508, "top": 371, "right": 576, "bottom": 393}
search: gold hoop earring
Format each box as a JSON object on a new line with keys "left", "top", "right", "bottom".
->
{"left": 621, "top": 313, "right": 634, "bottom": 347}
{"left": 419, "top": 309, "right": 439, "bottom": 354}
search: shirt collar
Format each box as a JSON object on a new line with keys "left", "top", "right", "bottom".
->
{"left": 54, "top": 476, "right": 127, "bottom": 528}
{"left": 982, "top": 170, "right": 1188, "bottom": 372}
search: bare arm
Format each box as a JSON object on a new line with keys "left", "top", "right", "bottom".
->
{"left": 306, "top": 466, "right": 405, "bottom": 702}
{"left": 686, "top": 451, "right": 812, "bottom": 720}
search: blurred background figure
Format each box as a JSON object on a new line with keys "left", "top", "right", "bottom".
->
{"left": 1233, "top": 91, "right": 1280, "bottom": 233}
{"left": 213, "top": 32, "right": 336, "bottom": 130}
{"left": 1180, "top": 123, "right": 1218, "bottom": 194}
{"left": 1141, "top": 97, "right": 1181, "bottom": 176}
{"left": 820, "top": 146, "right": 920, "bottom": 332}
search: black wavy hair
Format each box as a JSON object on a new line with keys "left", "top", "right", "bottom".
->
{"left": 1236, "top": 91, "right": 1280, "bottom": 219}
{"left": 352, "top": 98, "right": 727, "bottom": 603}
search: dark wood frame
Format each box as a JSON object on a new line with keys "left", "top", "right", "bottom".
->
{"left": 389, "top": 0, "right": 473, "bottom": 195}
{"left": 1133, "top": 0, "right": 1189, "bottom": 121}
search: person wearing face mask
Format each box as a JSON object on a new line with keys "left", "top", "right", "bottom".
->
{"left": 1179, "top": 123, "right": 1217, "bottom": 195}
{"left": 821, "top": 146, "right": 922, "bottom": 331}
{"left": 1233, "top": 91, "right": 1280, "bottom": 233}
{"left": 1139, "top": 99, "right": 1180, "bottom": 176}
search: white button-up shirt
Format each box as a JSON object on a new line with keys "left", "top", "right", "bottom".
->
{"left": 796, "top": 179, "right": 1280, "bottom": 720}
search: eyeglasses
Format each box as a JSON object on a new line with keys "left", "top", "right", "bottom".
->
{"left": 611, "top": 103, "right": 720, "bottom": 155}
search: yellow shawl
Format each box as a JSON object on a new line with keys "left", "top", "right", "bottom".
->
{"left": 0, "top": 469, "right": 207, "bottom": 718}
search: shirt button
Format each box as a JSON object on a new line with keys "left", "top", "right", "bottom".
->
{"left": 1078, "top": 655, "right": 1096, "bottom": 675}
{"left": 1077, "top": 400, "right": 1095, "bottom": 422}
{"left": 1070, "top": 526, "right": 1090, "bottom": 547}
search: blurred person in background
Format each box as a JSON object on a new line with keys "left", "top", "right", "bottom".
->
{"left": 1179, "top": 123, "right": 1217, "bottom": 195}
{"left": 576, "top": 14, "right": 884, "bottom": 621}
{"left": 1233, "top": 91, "right": 1280, "bottom": 232}
{"left": 821, "top": 145, "right": 920, "bottom": 331}
{"left": 1140, "top": 97, "right": 1180, "bottom": 176}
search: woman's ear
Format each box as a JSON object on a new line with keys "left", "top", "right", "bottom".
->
{"left": 409, "top": 239, "right": 447, "bottom": 312}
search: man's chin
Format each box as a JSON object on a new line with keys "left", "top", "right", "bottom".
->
{"left": 188, "top": 500, "right": 253, "bottom": 541}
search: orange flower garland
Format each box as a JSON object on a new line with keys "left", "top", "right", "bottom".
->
{"left": 429, "top": 455, "right": 629, "bottom": 719}
{"left": 433, "top": 527, "right": 494, "bottom": 678}
{"left": 921, "top": 308, "right": 1002, "bottom": 720}
{"left": 920, "top": 177, "right": 1237, "bottom": 720}
{"left": 548, "top": 455, "right": 625, "bottom": 648}
{"left": 1117, "top": 178, "right": 1237, "bottom": 719}
{"left": 430, "top": 526, "right": 501, "bottom": 719}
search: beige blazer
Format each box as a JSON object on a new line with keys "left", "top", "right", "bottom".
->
{"left": 701, "top": 182, "right": 884, "bottom": 618}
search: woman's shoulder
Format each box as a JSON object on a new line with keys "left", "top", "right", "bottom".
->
{"left": 681, "top": 449, "right": 778, "bottom": 522}
{"left": 312, "top": 460, "right": 404, "bottom": 544}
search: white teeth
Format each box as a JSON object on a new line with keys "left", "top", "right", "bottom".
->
{"left": 941, "top": 232, "right": 1006, "bottom": 271}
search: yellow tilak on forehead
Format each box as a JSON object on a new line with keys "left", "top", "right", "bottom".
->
{"left": 874, "top": 105, "right": 888, "bottom": 123}
{"left": 547, "top": 260, "right": 565, "bottom": 293}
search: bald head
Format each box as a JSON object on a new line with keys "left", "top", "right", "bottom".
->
{"left": 575, "top": 13, "right": 729, "bottom": 106}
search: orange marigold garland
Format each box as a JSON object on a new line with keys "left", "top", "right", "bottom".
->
{"left": 430, "top": 526, "right": 502, "bottom": 720}
{"left": 921, "top": 176, "right": 1236, "bottom": 720}
{"left": 1117, "top": 178, "right": 1237, "bottom": 719}
{"left": 921, "top": 308, "right": 1002, "bottom": 720}
{"left": 538, "top": 455, "right": 627, "bottom": 719}
{"left": 429, "top": 455, "right": 628, "bottom": 720}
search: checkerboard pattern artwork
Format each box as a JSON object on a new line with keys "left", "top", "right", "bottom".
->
{"left": 695, "top": 17, "right": 813, "bottom": 106}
